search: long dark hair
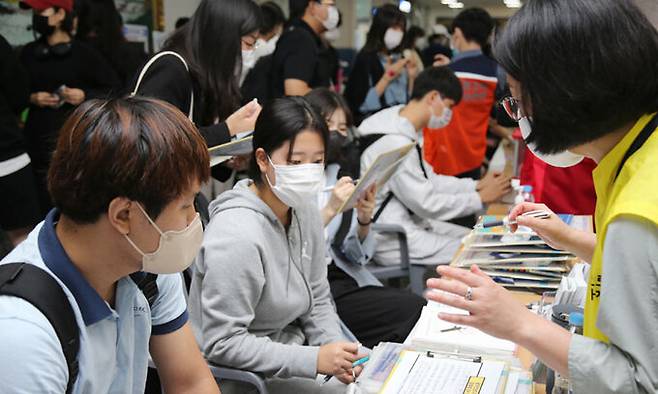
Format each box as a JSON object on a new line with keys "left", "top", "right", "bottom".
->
{"left": 248, "top": 97, "right": 329, "bottom": 184}
{"left": 163, "top": 0, "right": 262, "bottom": 124}
{"left": 363, "top": 4, "right": 407, "bottom": 53}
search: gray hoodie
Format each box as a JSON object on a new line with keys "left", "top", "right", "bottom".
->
{"left": 188, "top": 179, "right": 345, "bottom": 379}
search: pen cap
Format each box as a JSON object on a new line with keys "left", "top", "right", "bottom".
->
{"left": 568, "top": 312, "right": 584, "bottom": 327}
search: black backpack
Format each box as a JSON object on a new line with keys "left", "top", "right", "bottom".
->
{"left": 0, "top": 263, "right": 158, "bottom": 394}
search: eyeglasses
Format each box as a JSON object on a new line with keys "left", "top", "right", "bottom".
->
{"left": 499, "top": 96, "right": 523, "bottom": 122}
{"left": 241, "top": 38, "right": 260, "bottom": 50}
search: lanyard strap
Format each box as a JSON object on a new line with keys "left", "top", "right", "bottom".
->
{"left": 614, "top": 114, "right": 658, "bottom": 181}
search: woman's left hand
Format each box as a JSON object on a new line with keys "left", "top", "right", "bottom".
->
{"left": 425, "top": 265, "right": 534, "bottom": 342}
{"left": 356, "top": 184, "right": 377, "bottom": 225}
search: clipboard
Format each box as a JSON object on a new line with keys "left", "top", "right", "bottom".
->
{"left": 379, "top": 350, "right": 507, "bottom": 394}
{"left": 337, "top": 142, "right": 414, "bottom": 212}
{"left": 208, "top": 136, "right": 253, "bottom": 167}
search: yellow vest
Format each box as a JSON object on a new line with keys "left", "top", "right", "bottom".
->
{"left": 585, "top": 113, "right": 658, "bottom": 341}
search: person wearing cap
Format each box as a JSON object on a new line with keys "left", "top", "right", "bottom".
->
{"left": 19, "top": 0, "right": 119, "bottom": 217}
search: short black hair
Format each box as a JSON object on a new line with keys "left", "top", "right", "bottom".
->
{"left": 495, "top": 0, "right": 658, "bottom": 154}
{"left": 175, "top": 17, "right": 189, "bottom": 29}
{"left": 289, "top": 0, "right": 314, "bottom": 21}
{"left": 402, "top": 25, "right": 425, "bottom": 50}
{"left": 248, "top": 97, "right": 329, "bottom": 184}
{"left": 451, "top": 8, "right": 493, "bottom": 48}
{"left": 410, "top": 66, "right": 462, "bottom": 104}
{"left": 260, "top": 1, "right": 285, "bottom": 35}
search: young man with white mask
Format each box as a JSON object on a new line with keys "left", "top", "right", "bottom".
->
{"left": 271, "top": 0, "right": 339, "bottom": 97}
{"left": 359, "top": 67, "right": 511, "bottom": 268}
{"left": 344, "top": 4, "right": 419, "bottom": 124}
{"left": 423, "top": 7, "right": 512, "bottom": 182}
{"left": 0, "top": 97, "right": 219, "bottom": 393}
{"left": 188, "top": 97, "right": 366, "bottom": 394}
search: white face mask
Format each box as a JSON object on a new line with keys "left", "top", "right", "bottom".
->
{"left": 255, "top": 35, "right": 279, "bottom": 58}
{"left": 322, "top": 5, "right": 339, "bottom": 31}
{"left": 242, "top": 49, "right": 257, "bottom": 70}
{"left": 519, "top": 117, "right": 584, "bottom": 167}
{"left": 124, "top": 204, "right": 203, "bottom": 274}
{"left": 384, "top": 28, "right": 404, "bottom": 50}
{"left": 428, "top": 100, "right": 452, "bottom": 129}
{"left": 324, "top": 28, "right": 340, "bottom": 42}
{"left": 266, "top": 156, "right": 324, "bottom": 208}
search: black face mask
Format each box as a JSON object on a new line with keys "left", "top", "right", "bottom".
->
{"left": 32, "top": 14, "right": 55, "bottom": 37}
{"left": 326, "top": 130, "right": 349, "bottom": 164}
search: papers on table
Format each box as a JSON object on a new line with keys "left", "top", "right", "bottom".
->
{"left": 457, "top": 214, "right": 592, "bottom": 291}
{"left": 337, "top": 143, "right": 414, "bottom": 212}
{"left": 379, "top": 350, "right": 506, "bottom": 394}
{"left": 554, "top": 263, "right": 589, "bottom": 308}
{"left": 409, "top": 304, "right": 516, "bottom": 358}
{"left": 207, "top": 135, "right": 253, "bottom": 167}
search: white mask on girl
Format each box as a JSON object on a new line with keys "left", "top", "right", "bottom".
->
{"left": 265, "top": 156, "right": 324, "bottom": 208}
{"left": 384, "top": 28, "right": 404, "bottom": 50}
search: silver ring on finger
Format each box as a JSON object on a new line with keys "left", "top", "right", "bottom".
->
{"left": 464, "top": 286, "right": 474, "bottom": 301}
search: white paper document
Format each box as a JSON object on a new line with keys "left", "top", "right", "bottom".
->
{"left": 380, "top": 351, "right": 505, "bottom": 394}
{"left": 409, "top": 304, "right": 516, "bottom": 357}
{"left": 208, "top": 136, "right": 253, "bottom": 167}
{"left": 338, "top": 143, "right": 414, "bottom": 212}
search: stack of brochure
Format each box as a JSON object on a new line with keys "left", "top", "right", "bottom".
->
{"left": 455, "top": 214, "right": 590, "bottom": 290}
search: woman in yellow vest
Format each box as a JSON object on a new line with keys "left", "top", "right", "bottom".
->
{"left": 425, "top": 0, "right": 658, "bottom": 392}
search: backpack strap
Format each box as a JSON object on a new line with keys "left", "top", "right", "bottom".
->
{"left": 131, "top": 51, "right": 194, "bottom": 122}
{"left": 0, "top": 263, "right": 79, "bottom": 394}
{"left": 130, "top": 273, "right": 159, "bottom": 308}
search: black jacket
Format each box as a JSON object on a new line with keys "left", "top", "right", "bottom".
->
{"left": 0, "top": 34, "right": 30, "bottom": 162}
{"left": 20, "top": 38, "right": 119, "bottom": 168}
{"left": 132, "top": 53, "right": 234, "bottom": 180}
{"left": 344, "top": 50, "right": 387, "bottom": 125}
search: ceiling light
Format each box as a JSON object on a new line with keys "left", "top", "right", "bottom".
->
{"left": 504, "top": 0, "right": 523, "bottom": 7}
{"left": 448, "top": 2, "right": 464, "bottom": 9}
{"left": 399, "top": 0, "right": 411, "bottom": 13}
{"left": 441, "top": 0, "right": 456, "bottom": 4}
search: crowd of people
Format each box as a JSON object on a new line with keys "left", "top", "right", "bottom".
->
{"left": 0, "top": 0, "right": 657, "bottom": 393}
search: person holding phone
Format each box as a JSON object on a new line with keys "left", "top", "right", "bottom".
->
{"left": 19, "top": 0, "right": 119, "bottom": 215}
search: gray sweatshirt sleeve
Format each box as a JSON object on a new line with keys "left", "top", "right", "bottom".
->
{"left": 300, "top": 206, "right": 346, "bottom": 346}
{"left": 388, "top": 152, "right": 482, "bottom": 220}
{"left": 568, "top": 217, "right": 658, "bottom": 394}
{"left": 196, "top": 211, "right": 320, "bottom": 379}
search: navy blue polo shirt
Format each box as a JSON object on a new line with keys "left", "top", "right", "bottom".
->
{"left": 0, "top": 209, "right": 188, "bottom": 393}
